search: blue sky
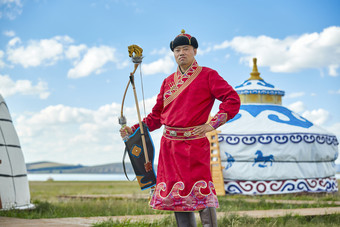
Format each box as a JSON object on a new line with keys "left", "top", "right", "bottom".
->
{"left": 0, "top": 0, "right": 339, "bottom": 165}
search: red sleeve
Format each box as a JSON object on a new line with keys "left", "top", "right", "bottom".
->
{"left": 208, "top": 70, "right": 240, "bottom": 129}
{"left": 131, "top": 79, "right": 165, "bottom": 132}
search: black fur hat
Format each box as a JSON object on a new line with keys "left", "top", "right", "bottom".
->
{"left": 170, "top": 29, "right": 198, "bottom": 51}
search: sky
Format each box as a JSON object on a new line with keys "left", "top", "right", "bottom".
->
{"left": 0, "top": 0, "right": 339, "bottom": 166}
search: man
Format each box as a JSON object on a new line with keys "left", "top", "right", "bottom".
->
{"left": 120, "top": 30, "right": 240, "bottom": 227}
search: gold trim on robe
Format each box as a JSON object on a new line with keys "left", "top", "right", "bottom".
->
{"left": 163, "top": 60, "right": 202, "bottom": 107}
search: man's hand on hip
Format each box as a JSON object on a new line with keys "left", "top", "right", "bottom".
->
{"left": 193, "top": 124, "right": 214, "bottom": 136}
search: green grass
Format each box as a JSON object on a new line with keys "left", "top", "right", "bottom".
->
{"left": 3, "top": 196, "right": 335, "bottom": 219}
{"left": 226, "top": 191, "right": 340, "bottom": 203}
{"left": 218, "top": 214, "right": 340, "bottom": 227}
{"left": 28, "top": 180, "right": 340, "bottom": 202}
{"left": 93, "top": 216, "right": 177, "bottom": 227}
{"left": 1, "top": 198, "right": 168, "bottom": 219}
{"left": 217, "top": 196, "right": 338, "bottom": 211}
{"left": 29, "top": 181, "right": 146, "bottom": 202}
{"left": 0, "top": 180, "right": 339, "bottom": 226}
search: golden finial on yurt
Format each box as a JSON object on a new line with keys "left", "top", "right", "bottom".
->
{"left": 181, "top": 29, "right": 185, "bottom": 34}
{"left": 248, "top": 58, "right": 263, "bottom": 80}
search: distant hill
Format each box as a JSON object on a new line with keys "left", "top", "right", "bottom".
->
{"left": 63, "top": 163, "right": 135, "bottom": 174}
{"left": 26, "top": 161, "right": 84, "bottom": 173}
{"left": 26, "top": 161, "right": 340, "bottom": 174}
{"left": 26, "top": 161, "right": 135, "bottom": 174}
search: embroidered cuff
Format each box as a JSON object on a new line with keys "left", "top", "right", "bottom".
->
{"left": 209, "top": 113, "right": 227, "bottom": 129}
{"left": 131, "top": 125, "right": 138, "bottom": 133}
{"left": 131, "top": 121, "right": 148, "bottom": 133}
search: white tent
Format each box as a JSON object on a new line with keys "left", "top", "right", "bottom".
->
{"left": 0, "top": 94, "right": 34, "bottom": 210}
{"left": 218, "top": 59, "right": 338, "bottom": 195}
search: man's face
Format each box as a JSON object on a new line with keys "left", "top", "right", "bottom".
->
{"left": 173, "top": 45, "right": 197, "bottom": 71}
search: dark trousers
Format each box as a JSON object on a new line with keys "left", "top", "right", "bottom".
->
{"left": 174, "top": 207, "right": 218, "bottom": 227}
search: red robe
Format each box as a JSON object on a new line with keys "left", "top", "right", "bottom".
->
{"left": 132, "top": 60, "right": 240, "bottom": 211}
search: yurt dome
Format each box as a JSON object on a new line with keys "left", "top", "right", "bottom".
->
{"left": 218, "top": 58, "right": 339, "bottom": 195}
{"left": 235, "top": 58, "right": 284, "bottom": 105}
{"left": 0, "top": 94, "right": 34, "bottom": 210}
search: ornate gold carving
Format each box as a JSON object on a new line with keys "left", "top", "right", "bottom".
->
{"left": 128, "top": 45, "right": 143, "bottom": 58}
{"left": 248, "top": 58, "right": 263, "bottom": 80}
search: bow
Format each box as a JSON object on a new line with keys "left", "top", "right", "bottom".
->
{"left": 119, "top": 45, "right": 152, "bottom": 172}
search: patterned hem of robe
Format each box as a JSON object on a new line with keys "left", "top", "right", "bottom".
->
{"left": 149, "top": 180, "right": 219, "bottom": 211}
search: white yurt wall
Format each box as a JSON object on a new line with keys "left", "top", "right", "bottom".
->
{"left": 0, "top": 94, "right": 33, "bottom": 210}
{"left": 217, "top": 58, "right": 339, "bottom": 195}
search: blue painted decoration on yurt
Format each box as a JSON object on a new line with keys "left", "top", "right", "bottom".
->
{"left": 218, "top": 58, "right": 338, "bottom": 195}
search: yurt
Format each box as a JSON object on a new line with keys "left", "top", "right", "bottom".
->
{"left": 217, "top": 58, "right": 338, "bottom": 195}
{"left": 0, "top": 94, "right": 34, "bottom": 210}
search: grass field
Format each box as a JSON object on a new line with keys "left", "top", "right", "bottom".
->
{"left": 0, "top": 180, "right": 340, "bottom": 226}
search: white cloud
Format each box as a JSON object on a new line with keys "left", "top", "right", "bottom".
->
{"left": 15, "top": 104, "right": 106, "bottom": 164}
{"left": 0, "top": 74, "right": 50, "bottom": 99}
{"left": 214, "top": 40, "right": 229, "bottom": 50}
{"left": 150, "top": 47, "right": 169, "bottom": 55}
{"left": 14, "top": 96, "right": 162, "bottom": 165}
{"left": 18, "top": 105, "right": 93, "bottom": 129}
{"left": 67, "top": 46, "right": 117, "bottom": 78}
{"left": 116, "top": 59, "right": 129, "bottom": 69}
{"left": 325, "top": 122, "right": 340, "bottom": 136}
{"left": 3, "top": 34, "right": 130, "bottom": 78}
{"left": 8, "top": 36, "right": 21, "bottom": 46}
{"left": 197, "top": 46, "right": 213, "bottom": 56}
{"left": 302, "top": 108, "right": 330, "bottom": 126}
{"left": 214, "top": 26, "right": 340, "bottom": 76}
{"left": 325, "top": 122, "right": 340, "bottom": 140}
{"left": 4, "top": 35, "right": 128, "bottom": 78}
{"left": 142, "top": 52, "right": 175, "bottom": 75}
{"left": 324, "top": 122, "right": 340, "bottom": 164}
{"left": 0, "top": 0, "right": 23, "bottom": 20}
{"left": 3, "top": 30, "right": 15, "bottom": 37}
{"left": 329, "top": 89, "right": 340, "bottom": 94}
{"left": 0, "top": 50, "right": 5, "bottom": 68}
{"left": 288, "top": 101, "right": 306, "bottom": 113}
{"left": 286, "top": 92, "right": 305, "bottom": 99}
{"left": 7, "top": 36, "right": 73, "bottom": 67}
{"left": 65, "top": 44, "right": 87, "bottom": 60}
{"left": 329, "top": 64, "right": 339, "bottom": 76}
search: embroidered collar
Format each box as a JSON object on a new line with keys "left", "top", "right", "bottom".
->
{"left": 173, "top": 60, "right": 198, "bottom": 87}
{"left": 176, "top": 59, "right": 198, "bottom": 76}
{"left": 163, "top": 59, "right": 202, "bottom": 107}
